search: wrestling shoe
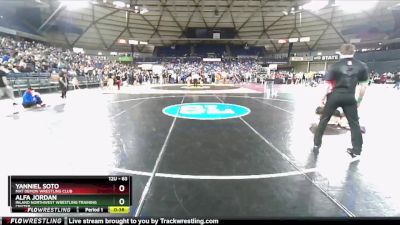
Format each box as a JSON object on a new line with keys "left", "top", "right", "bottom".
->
{"left": 12, "top": 103, "right": 19, "bottom": 114}
{"left": 347, "top": 148, "right": 361, "bottom": 158}
{"left": 312, "top": 145, "right": 321, "bottom": 154}
{"left": 360, "top": 126, "right": 366, "bottom": 134}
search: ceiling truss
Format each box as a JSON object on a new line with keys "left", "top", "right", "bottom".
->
{"left": 35, "top": 0, "right": 399, "bottom": 53}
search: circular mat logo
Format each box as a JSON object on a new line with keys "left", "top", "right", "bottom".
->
{"left": 162, "top": 103, "right": 251, "bottom": 120}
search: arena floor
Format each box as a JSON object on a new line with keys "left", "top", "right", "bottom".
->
{"left": 0, "top": 84, "right": 399, "bottom": 217}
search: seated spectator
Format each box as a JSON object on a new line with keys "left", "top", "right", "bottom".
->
{"left": 22, "top": 87, "right": 46, "bottom": 108}
{"left": 2, "top": 53, "right": 10, "bottom": 63}
{"left": 72, "top": 76, "right": 80, "bottom": 90}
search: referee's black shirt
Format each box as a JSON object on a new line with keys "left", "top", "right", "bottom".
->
{"left": 324, "top": 58, "right": 369, "bottom": 93}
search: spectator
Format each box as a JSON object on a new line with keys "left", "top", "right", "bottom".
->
{"left": 394, "top": 72, "right": 400, "bottom": 90}
{"left": 72, "top": 76, "right": 80, "bottom": 90}
{"left": 116, "top": 73, "right": 122, "bottom": 90}
{"left": 59, "top": 71, "right": 68, "bottom": 99}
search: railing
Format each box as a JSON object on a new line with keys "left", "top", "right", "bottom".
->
{"left": 6, "top": 72, "right": 51, "bottom": 78}
{"left": 6, "top": 73, "right": 101, "bottom": 96}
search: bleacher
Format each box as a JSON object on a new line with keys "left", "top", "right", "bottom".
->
{"left": 366, "top": 60, "right": 400, "bottom": 74}
{"left": 230, "top": 45, "right": 264, "bottom": 57}
{"left": 355, "top": 49, "right": 400, "bottom": 62}
{"left": 6, "top": 73, "right": 100, "bottom": 96}
{"left": 194, "top": 44, "right": 225, "bottom": 57}
{"left": 354, "top": 49, "right": 400, "bottom": 73}
{"left": 155, "top": 44, "right": 267, "bottom": 58}
{"left": 156, "top": 45, "right": 191, "bottom": 57}
{"left": 0, "top": 10, "right": 40, "bottom": 35}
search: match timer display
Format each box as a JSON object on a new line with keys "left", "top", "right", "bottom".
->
{"left": 8, "top": 176, "right": 131, "bottom": 213}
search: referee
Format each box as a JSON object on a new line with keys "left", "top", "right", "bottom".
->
{"left": 313, "top": 44, "right": 369, "bottom": 158}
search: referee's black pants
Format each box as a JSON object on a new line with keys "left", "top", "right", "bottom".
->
{"left": 314, "top": 91, "right": 363, "bottom": 154}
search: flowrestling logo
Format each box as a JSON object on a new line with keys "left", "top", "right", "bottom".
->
{"left": 162, "top": 103, "right": 251, "bottom": 120}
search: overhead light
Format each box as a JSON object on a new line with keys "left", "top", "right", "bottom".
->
{"left": 98, "top": 52, "right": 102, "bottom": 55}
{"left": 129, "top": 40, "right": 138, "bottom": 45}
{"left": 335, "top": 51, "right": 340, "bottom": 54}
{"left": 282, "top": 10, "right": 288, "bottom": 15}
{"left": 317, "top": 52, "right": 322, "bottom": 55}
{"left": 103, "top": 0, "right": 107, "bottom": 2}
{"left": 278, "top": 39, "right": 288, "bottom": 44}
{"left": 289, "top": 38, "right": 299, "bottom": 43}
{"left": 139, "top": 41, "right": 148, "bottom": 45}
{"left": 388, "top": 3, "right": 400, "bottom": 10}
{"left": 61, "top": 0, "right": 90, "bottom": 10}
{"left": 350, "top": 38, "right": 361, "bottom": 43}
{"left": 335, "top": 0, "right": 378, "bottom": 13}
{"left": 302, "top": 0, "right": 329, "bottom": 12}
{"left": 110, "top": 52, "right": 117, "bottom": 56}
{"left": 118, "top": 39, "right": 127, "bottom": 44}
{"left": 72, "top": 47, "right": 84, "bottom": 54}
{"left": 113, "top": 1, "right": 126, "bottom": 8}
{"left": 140, "top": 8, "right": 149, "bottom": 14}
{"left": 300, "top": 37, "right": 310, "bottom": 42}
{"left": 378, "top": 42, "right": 382, "bottom": 45}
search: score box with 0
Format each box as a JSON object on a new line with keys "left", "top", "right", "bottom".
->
{"left": 8, "top": 176, "right": 132, "bottom": 212}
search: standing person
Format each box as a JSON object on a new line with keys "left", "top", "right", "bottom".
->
{"left": 264, "top": 73, "right": 276, "bottom": 98}
{"left": 313, "top": 44, "right": 369, "bottom": 158}
{"left": 138, "top": 72, "right": 143, "bottom": 85}
{"left": 192, "top": 72, "right": 199, "bottom": 87}
{"left": 107, "top": 73, "right": 114, "bottom": 90}
{"left": 116, "top": 73, "right": 121, "bottom": 90}
{"left": 0, "top": 65, "right": 18, "bottom": 114}
{"left": 128, "top": 71, "right": 134, "bottom": 85}
{"left": 59, "top": 71, "right": 68, "bottom": 99}
{"left": 99, "top": 70, "right": 104, "bottom": 89}
{"left": 393, "top": 72, "right": 400, "bottom": 90}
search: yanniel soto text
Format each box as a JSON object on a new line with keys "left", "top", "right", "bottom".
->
{"left": 15, "top": 184, "right": 60, "bottom": 189}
